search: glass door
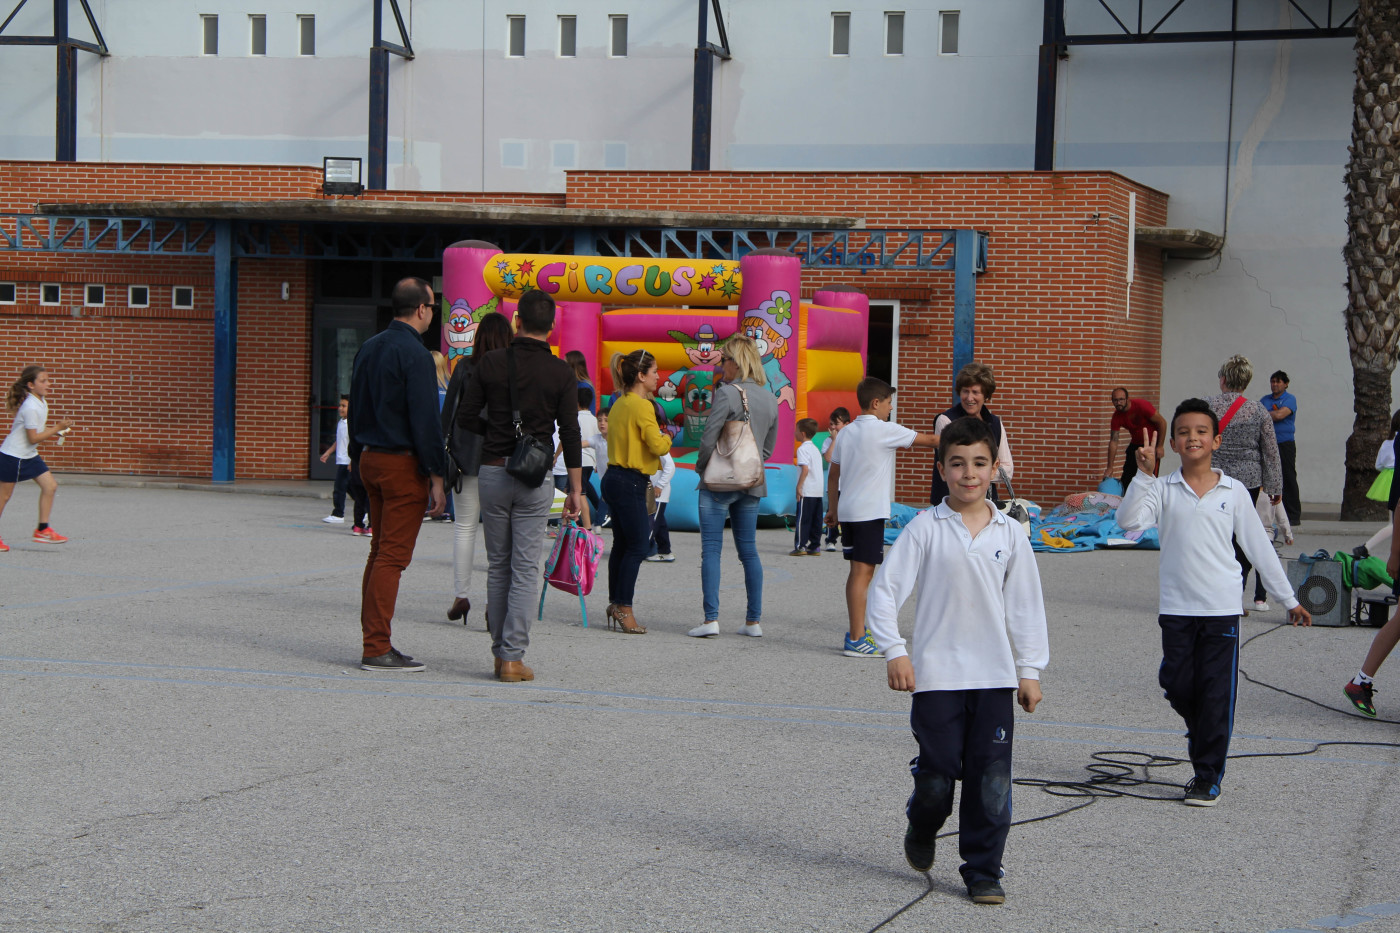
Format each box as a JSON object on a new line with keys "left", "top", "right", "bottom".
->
{"left": 310, "top": 306, "right": 377, "bottom": 479}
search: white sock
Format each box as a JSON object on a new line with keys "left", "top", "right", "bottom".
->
{"left": 1355, "top": 672, "right": 1374, "bottom": 686}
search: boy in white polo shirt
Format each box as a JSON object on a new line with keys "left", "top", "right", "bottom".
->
{"left": 866, "top": 416, "right": 1048, "bottom": 906}
{"left": 1117, "top": 398, "right": 1311, "bottom": 808}
{"left": 826, "top": 377, "right": 936, "bottom": 658}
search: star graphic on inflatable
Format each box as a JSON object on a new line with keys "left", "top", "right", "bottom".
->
{"left": 502, "top": 272, "right": 517, "bottom": 286}
{"left": 519, "top": 260, "right": 535, "bottom": 274}
{"left": 711, "top": 264, "right": 726, "bottom": 275}
{"left": 495, "top": 260, "right": 511, "bottom": 273}
{"left": 698, "top": 274, "right": 717, "bottom": 292}
{"left": 719, "top": 277, "right": 740, "bottom": 299}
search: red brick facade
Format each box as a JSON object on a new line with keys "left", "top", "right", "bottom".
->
{"left": 0, "top": 161, "right": 1166, "bottom": 504}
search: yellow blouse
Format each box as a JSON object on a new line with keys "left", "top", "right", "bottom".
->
{"left": 607, "top": 393, "right": 673, "bottom": 475}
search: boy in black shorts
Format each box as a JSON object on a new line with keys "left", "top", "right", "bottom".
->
{"left": 825, "top": 377, "right": 935, "bottom": 657}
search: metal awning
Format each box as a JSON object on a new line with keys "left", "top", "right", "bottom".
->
{"left": 1135, "top": 226, "right": 1223, "bottom": 259}
{"left": 34, "top": 199, "right": 864, "bottom": 231}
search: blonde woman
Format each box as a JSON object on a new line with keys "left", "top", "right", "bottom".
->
{"left": 601, "top": 349, "right": 672, "bottom": 634}
{"left": 690, "top": 335, "right": 778, "bottom": 638}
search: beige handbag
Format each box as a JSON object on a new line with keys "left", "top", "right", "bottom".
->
{"left": 701, "top": 386, "right": 764, "bottom": 491}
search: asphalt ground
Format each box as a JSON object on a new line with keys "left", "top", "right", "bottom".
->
{"left": 1, "top": 483, "right": 1399, "bottom": 933}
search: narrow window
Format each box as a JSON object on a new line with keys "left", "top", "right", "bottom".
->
{"left": 85, "top": 284, "right": 105, "bottom": 307}
{"left": 129, "top": 285, "right": 150, "bottom": 308}
{"left": 201, "top": 14, "right": 219, "bottom": 55}
{"left": 558, "top": 15, "right": 576, "bottom": 57}
{"left": 507, "top": 15, "right": 525, "bottom": 57}
{"left": 939, "top": 10, "right": 959, "bottom": 55}
{"left": 250, "top": 15, "right": 266, "bottom": 55}
{"left": 831, "top": 12, "right": 850, "bottom": 56}
{"left": 173, "top": 286, "right": 195, "bottom": 309}
{"left": 609, "top": 15, "right": 628, "bottom": 57}
{"left": 298, "top": 15, "right": 315, "bottom": 55}
{"left": 885, "top": 12, "right": 904, "bottom": 55}
{"left": 40, "top": 283, "right": 60, "bottom": 305}
{"left": 0, "top": 283, "right": 15, "bottom": 304}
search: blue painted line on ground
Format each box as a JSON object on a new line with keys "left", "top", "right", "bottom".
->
{"left": 0, "top": 654, "right": 1389, "bottom": 750}
{"left": 2, "top": 665, "right": 1397, "bottom": 767}
{"left": 0, "top": 565, "right": 364, "bottom": 610}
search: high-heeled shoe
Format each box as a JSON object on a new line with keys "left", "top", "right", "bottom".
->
{"left": 607, "top": 604, "right": 647, "bottom": 634}
{"left": 448, "top": 596, "right": 471, "bottom": 623}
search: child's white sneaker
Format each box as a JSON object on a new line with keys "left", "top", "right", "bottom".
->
{"left": 323, "top": 515, "right": 345, "bottom": 524}
{"left": 687, "top": 621, "right": 720, "bottom": 638}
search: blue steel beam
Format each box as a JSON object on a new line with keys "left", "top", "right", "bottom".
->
{"left": 0, "top": 215, "right": 986, "bottom": 273}
{"left": 951, "top": 228, "right": 979, "bottom": 398}
{"left": 212, "top": 221, "right": 237, "bottom": 483}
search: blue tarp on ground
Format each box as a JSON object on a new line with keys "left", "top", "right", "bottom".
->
{"left": 1029, "top": 491, "right": 1158, "bottom": 553}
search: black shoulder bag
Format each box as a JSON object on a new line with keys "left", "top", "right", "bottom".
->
{"left": 441, "top": 367, "right": 484, "bottom": 493}
{"left": 504, "top": 346, "right": 552, "bottom": 487}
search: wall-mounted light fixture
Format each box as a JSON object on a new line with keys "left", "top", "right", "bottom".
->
{"left": 323, "top": 157, "right": 364, "bottom": 196}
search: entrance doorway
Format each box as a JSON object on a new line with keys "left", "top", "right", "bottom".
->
{"left": 309, "top": 306, "right": 377, "bottom": 480}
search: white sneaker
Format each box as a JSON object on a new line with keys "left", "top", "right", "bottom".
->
{"left": 1253, "top": 600, "right": 1270, "bottom": 612}
{"left": 644, "top": 554, "right": 667, "bottom": 562}
{"left": 323, "top": 515, "right": 345, "bottom": 524}
{"left": 687, "top": 621, "right": 720, "bottom": 638}
{"left": 824, "top": 542, "right": 837, "bottom": 552}
{"left": 738, "top": 623, "right": 763, "bottom": 637}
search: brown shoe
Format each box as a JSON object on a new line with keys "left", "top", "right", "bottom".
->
{"left": 448, "top": 596, "right": 471, "bottom": 622}
{"left": 494, "top": 657, "right": 502, "bottom": 677}
{"left": 608, "top": 605, "right": 647, "bottom": 635}
{"left": 498, "top": 660, "right": 535, "bottom": 682}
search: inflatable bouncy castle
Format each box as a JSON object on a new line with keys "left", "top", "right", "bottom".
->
{"left": 441, "top": 241, "right": 869, "bottom": 531}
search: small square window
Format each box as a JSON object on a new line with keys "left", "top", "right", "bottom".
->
{"left": 831, "top": 12, "right": 850, "bottom": 56}
{"left": 173, "top": 286, "right": 195, "bottom": 309}
{"left": 129, "top": 285, "right": 150, "bottom": 308}
{"left": 298, "top": 15, "right": 315, "bottom": 55}
{"left": 939, "top": 10, "right": 959, "bottom": 55}
{"left": 507, "top": 15, "right": 525, "bottom": 57}
{"left": 250, "top": 15, "right": 266, "bottom": 55}
{"left": 202, "top": 14, "right": 219, "bottom": 55}
{"left": 85, "top": 284, "right": 105, "bottom": 307}
{"left": 558, "top": 15, "right": 576, "bottom": 57}
{"left": 551, "top": 141, "right": 578, "bottom": 170}
{"left": 0, "top": 283, "right": 15, "bottom": 305}
{"left": 604, "top": 142, "right": 628, "bottom": 170}
{"left": 885, "top": 12, "right": 904, "bottom": 55}
{"left": 609, "top": 15, "right": 628, "bottom": 57}
{"left": 501, "top": 140, "right": 527, "bottom": 169}
{"left": 40, "top": 283, "right": 60, "bottom": 305}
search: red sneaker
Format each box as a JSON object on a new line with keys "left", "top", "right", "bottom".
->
{"left": 33, "top": 528, "right": 68, "bottom": 544}
{"left": 0, "top": 536, "right": 8, "bottom": 552}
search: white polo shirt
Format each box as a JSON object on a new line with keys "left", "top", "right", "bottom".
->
{"left": 334, "top": 419, "right": 350, "bottom": 466}
{"left": 795, "top": 440, "right": 824, "bottom": 498}
{"left": 828, "top": 414, "right": 917, "bottom": 522}
{"left": 1, "top": 394, "right": 47, "bottom": 460}
{"left": 1117, "top": 469, "right": 1300, "bottom": 616}
{"left": 866, "top": 501, "right": 1050, "bottom": 692}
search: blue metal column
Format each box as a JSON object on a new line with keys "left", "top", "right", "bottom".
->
{"left": 368, "top": 1, "right": 389, "bottom": 189}
{"left": 951, "top": 228, "right": 978, "bottom": 392}
{"left": 54, "top": 0, "right": 76, "bottom": 162}
{"left": 213, "top": 221, "right": 238, "bottom": 483}
{"left": 690, "top": 0, "right": 714, "bottom": 171}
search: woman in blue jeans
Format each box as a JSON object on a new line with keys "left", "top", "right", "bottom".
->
{"left": 601, "top": 349, "right": 672, "bottom": 634}
{"left": 690, "top": 334, "right": 778, "bottom": 638}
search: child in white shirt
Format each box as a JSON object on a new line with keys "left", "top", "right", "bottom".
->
{"left": 645, "top": 452, "right": 676, "bottom": 562}
{"left": 791, "top": 418, "right": 825, "bottom": 556}
{"left": 1117, "top": 399, "right": 1310, "bottom": 807}
{"left": 820, "top": 407, "right": 850, "bottom": 551}
{"left": 867, "top": 416, "right": 1047, "bottom": 906}
{"left": 320, "top": 395, "right": 352, "bottom": 524}
{"left": 826, "top": 378, "right": 935, "bottom": 658}
{"left": 0, "top": 364, "right": 75, "bottom": 549}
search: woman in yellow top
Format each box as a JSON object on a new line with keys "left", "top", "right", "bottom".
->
{"left": 601, "top": 349, "right": 672, "bottom": 634}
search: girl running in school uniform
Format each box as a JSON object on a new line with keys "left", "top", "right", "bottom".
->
{"left": 0, "top": 365, "right": 75, "bottom": 551}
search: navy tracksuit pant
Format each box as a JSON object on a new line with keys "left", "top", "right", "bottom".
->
{"left": 1158, "top": 614, "right": 1239, "bottom": 787}
{"left": 906, "top": 688, "right": 1015, "bottom": 886}
{"left": 794, "top": 495, "right": 823, "bottom": 552}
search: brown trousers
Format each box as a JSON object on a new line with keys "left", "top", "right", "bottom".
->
{"left": 359, "top": 450, "right": 429, "bottom": 657}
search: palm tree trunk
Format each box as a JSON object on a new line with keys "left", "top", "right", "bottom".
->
{"left": 1342, "top": 1, "right": 1400, "bottom": 520}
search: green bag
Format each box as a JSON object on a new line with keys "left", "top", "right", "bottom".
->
{"left": 1332, "top": 550, "right": 1395, "bottom": 590}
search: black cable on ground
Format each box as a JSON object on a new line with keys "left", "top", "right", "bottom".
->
{"left": 866, "top": 623, "right": 1400, "bottom": 931}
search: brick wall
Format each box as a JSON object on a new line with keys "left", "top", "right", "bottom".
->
{"left": 0, "top": 162, "right": 1167, "bottom": 499}
{"left": 568, "top": 171, "right": 1168, "bottom": 505}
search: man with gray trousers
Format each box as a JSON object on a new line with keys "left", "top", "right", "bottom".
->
{"left": 458, "top": 289, "right": 582, "bottom": 682}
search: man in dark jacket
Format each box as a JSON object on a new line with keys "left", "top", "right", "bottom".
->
{"left": 349, "top": 276, "right": 446, "bottom": 672}
{"left": 460, "top": 289, "right": 582, "bottom": 683}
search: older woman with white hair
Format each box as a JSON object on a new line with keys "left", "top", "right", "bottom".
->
{"left": 1206, "top": 354, "right": 1283, "bottom": 614}
{"left": 690, "top": 334, "right": 778, "bottom": 638}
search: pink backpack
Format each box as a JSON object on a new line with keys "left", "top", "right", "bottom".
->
{"left": 538, "top": 519, "right": 605, "bottom": 626}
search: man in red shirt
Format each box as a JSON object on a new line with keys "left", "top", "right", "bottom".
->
{"left": 1104, "top": 387, "right": 1166, "bottom": 488}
